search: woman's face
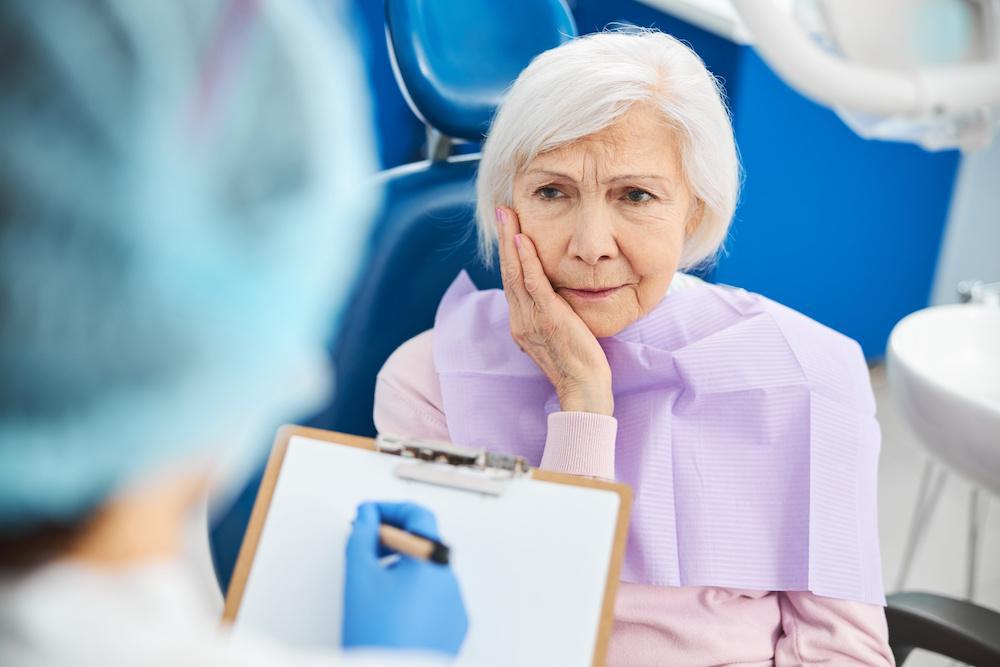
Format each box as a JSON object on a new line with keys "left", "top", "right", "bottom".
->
{"left": 511, "top": 103, "right": 701, "bottom": 338}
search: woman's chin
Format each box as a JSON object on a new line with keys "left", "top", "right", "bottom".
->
{"left": 562, "top": 284, "right": 647, "bottom": 338}
{"left": 574, "top": 307, "right": 634, "bottom": 338}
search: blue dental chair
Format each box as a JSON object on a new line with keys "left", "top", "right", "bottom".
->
{"left": 312, "top": 0, "right": 575, "bottom": 437}
{"left": 207, "top": 2, "right": 1000, "bottom": 663}
{"left": 208, "top": 0, "right": 576, "bottom": 594}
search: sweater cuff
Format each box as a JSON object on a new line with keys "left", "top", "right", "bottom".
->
{"left": 539, "top": 411, "right": 618, "bottom": 479}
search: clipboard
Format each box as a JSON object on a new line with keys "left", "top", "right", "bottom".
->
{"left": 223, "top": 425, "right": 632, "bottom": 667}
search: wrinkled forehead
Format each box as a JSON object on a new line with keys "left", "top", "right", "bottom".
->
{"left": 520, "top": 103, "right": 684, "bottom": 183}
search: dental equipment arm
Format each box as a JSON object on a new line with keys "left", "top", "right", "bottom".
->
{"left": 730, "top": 0, "right": 1000, "bottom": 150}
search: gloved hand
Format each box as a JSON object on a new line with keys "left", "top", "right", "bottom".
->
{"left": 342, "top": 501, "right": 469, "bottom": 656}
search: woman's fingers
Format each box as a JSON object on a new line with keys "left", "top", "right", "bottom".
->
{"left": 513, "top": 233, "right": 556, "bottom": 310}
{"left": 496, "top": 206, "right": 535, "bottom": 353}
{"left": 496, "top": 207, "right": 530, "bottom": 307}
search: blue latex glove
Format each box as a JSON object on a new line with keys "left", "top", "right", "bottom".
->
{"left": 342, "top": 501, "right": 469, "bottom": 655}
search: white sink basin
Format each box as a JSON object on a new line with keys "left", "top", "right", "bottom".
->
{"left": 887, "top": 304, "right": 1000, "bottom": 496}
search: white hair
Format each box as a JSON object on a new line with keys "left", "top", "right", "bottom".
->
{"left": 475, "top": 29, "right": 740, "bottom": 270}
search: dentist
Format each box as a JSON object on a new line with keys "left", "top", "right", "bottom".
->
{"left": 0, "top": 0, "right": 466, "bottom": 664}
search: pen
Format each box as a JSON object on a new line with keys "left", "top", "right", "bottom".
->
{"left": 378, "top": 524, "right": 451, "bottom": 565}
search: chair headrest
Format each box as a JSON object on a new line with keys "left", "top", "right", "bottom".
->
{"left": 385, "top": 0, "right": 577, "bottom": 142}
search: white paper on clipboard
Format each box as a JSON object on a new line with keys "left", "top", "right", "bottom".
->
{"left": 228, "top": 432, "right": 628, "bottom": 667}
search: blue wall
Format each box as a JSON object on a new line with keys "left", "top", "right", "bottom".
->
{"left": 722, "top": 49, "right": 959, "bottom": 360}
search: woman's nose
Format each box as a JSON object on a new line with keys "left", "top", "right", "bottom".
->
{"left": 567, "top": 204, "right": 619, "bottom": 265}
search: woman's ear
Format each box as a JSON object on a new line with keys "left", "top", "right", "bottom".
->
{"left": 685, "top": 199, "right": 705, "bottom": 238}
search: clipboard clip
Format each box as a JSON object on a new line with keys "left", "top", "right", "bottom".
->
{"left": 375, "top": 434, "right": 531, "bottom": 496}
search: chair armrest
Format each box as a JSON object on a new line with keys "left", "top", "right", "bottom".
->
{"left": 887, "top": 591, "right": 1000, "bottom": 665}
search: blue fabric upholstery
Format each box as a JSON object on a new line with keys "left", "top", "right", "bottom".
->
{"left": 309, "top": 156, "right": 500, "bottom": 439}
{"left": 386, "top": 0, "right": 576, "bottom": 141}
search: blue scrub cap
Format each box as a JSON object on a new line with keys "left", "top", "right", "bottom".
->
{"left": 0, "top": 0, "right": 378, "bottom": 529}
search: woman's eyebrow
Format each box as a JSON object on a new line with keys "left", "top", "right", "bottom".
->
{"left": 525, "top": 169, "right": 672, "bottom": 187}
{"left": 606, "top": 174, "right": 673, "bottom": 186}
{"left": 525, "top": 169, "right": 577, "bottom": 181}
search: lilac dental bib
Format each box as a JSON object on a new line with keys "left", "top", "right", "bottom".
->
{"left": 432, "top": 271, "right": 886, "bottom": 605}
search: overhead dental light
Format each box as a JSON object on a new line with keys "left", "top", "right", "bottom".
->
{"left": 731, "top": 0, "right": 1000, "bottom": 151}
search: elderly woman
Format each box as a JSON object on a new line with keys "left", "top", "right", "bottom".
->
{"left": 375, "top": 30, "right": 894, "bottom": 666}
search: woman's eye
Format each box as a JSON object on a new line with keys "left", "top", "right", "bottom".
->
{"left": 624, "top": 188, "right": 655, "bottom": 204}
{"left": 535, "top": 186, "right": 564, "bottom": 200}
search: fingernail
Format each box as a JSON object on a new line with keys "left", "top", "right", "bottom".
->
{"left": 514, "top": 234, "right": 522, "bottom": 249}
{"left": 495, "top": 208, "right": 505, "bottom": 226}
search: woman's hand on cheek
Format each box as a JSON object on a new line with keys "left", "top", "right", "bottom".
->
{"left": 496, "top": 206, "right": 614, "bottom": 416}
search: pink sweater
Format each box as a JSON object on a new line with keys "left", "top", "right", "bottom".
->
{"left": 374, "top": 330, "right": 895, "bottom": 667}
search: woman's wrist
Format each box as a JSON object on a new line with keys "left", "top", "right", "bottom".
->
{"left": 557, "top": 381, "right": 614, "bottom": 416}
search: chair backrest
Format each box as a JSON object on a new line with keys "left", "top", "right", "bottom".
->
{"left": 386, "top": 0, "right": 576, "bottom": 141}
{"left": 307, "top": 155, "right": 498, "bottom": 438}
{"left": 317, "top": 0, "right": 576, "bottom": 438}
{"left": 209, "top": 0, "right": 578, "bottom": 592}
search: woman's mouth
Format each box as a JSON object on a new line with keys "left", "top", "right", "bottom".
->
{"left": 558, "top": 286, "right": 623, "bottom": 301}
